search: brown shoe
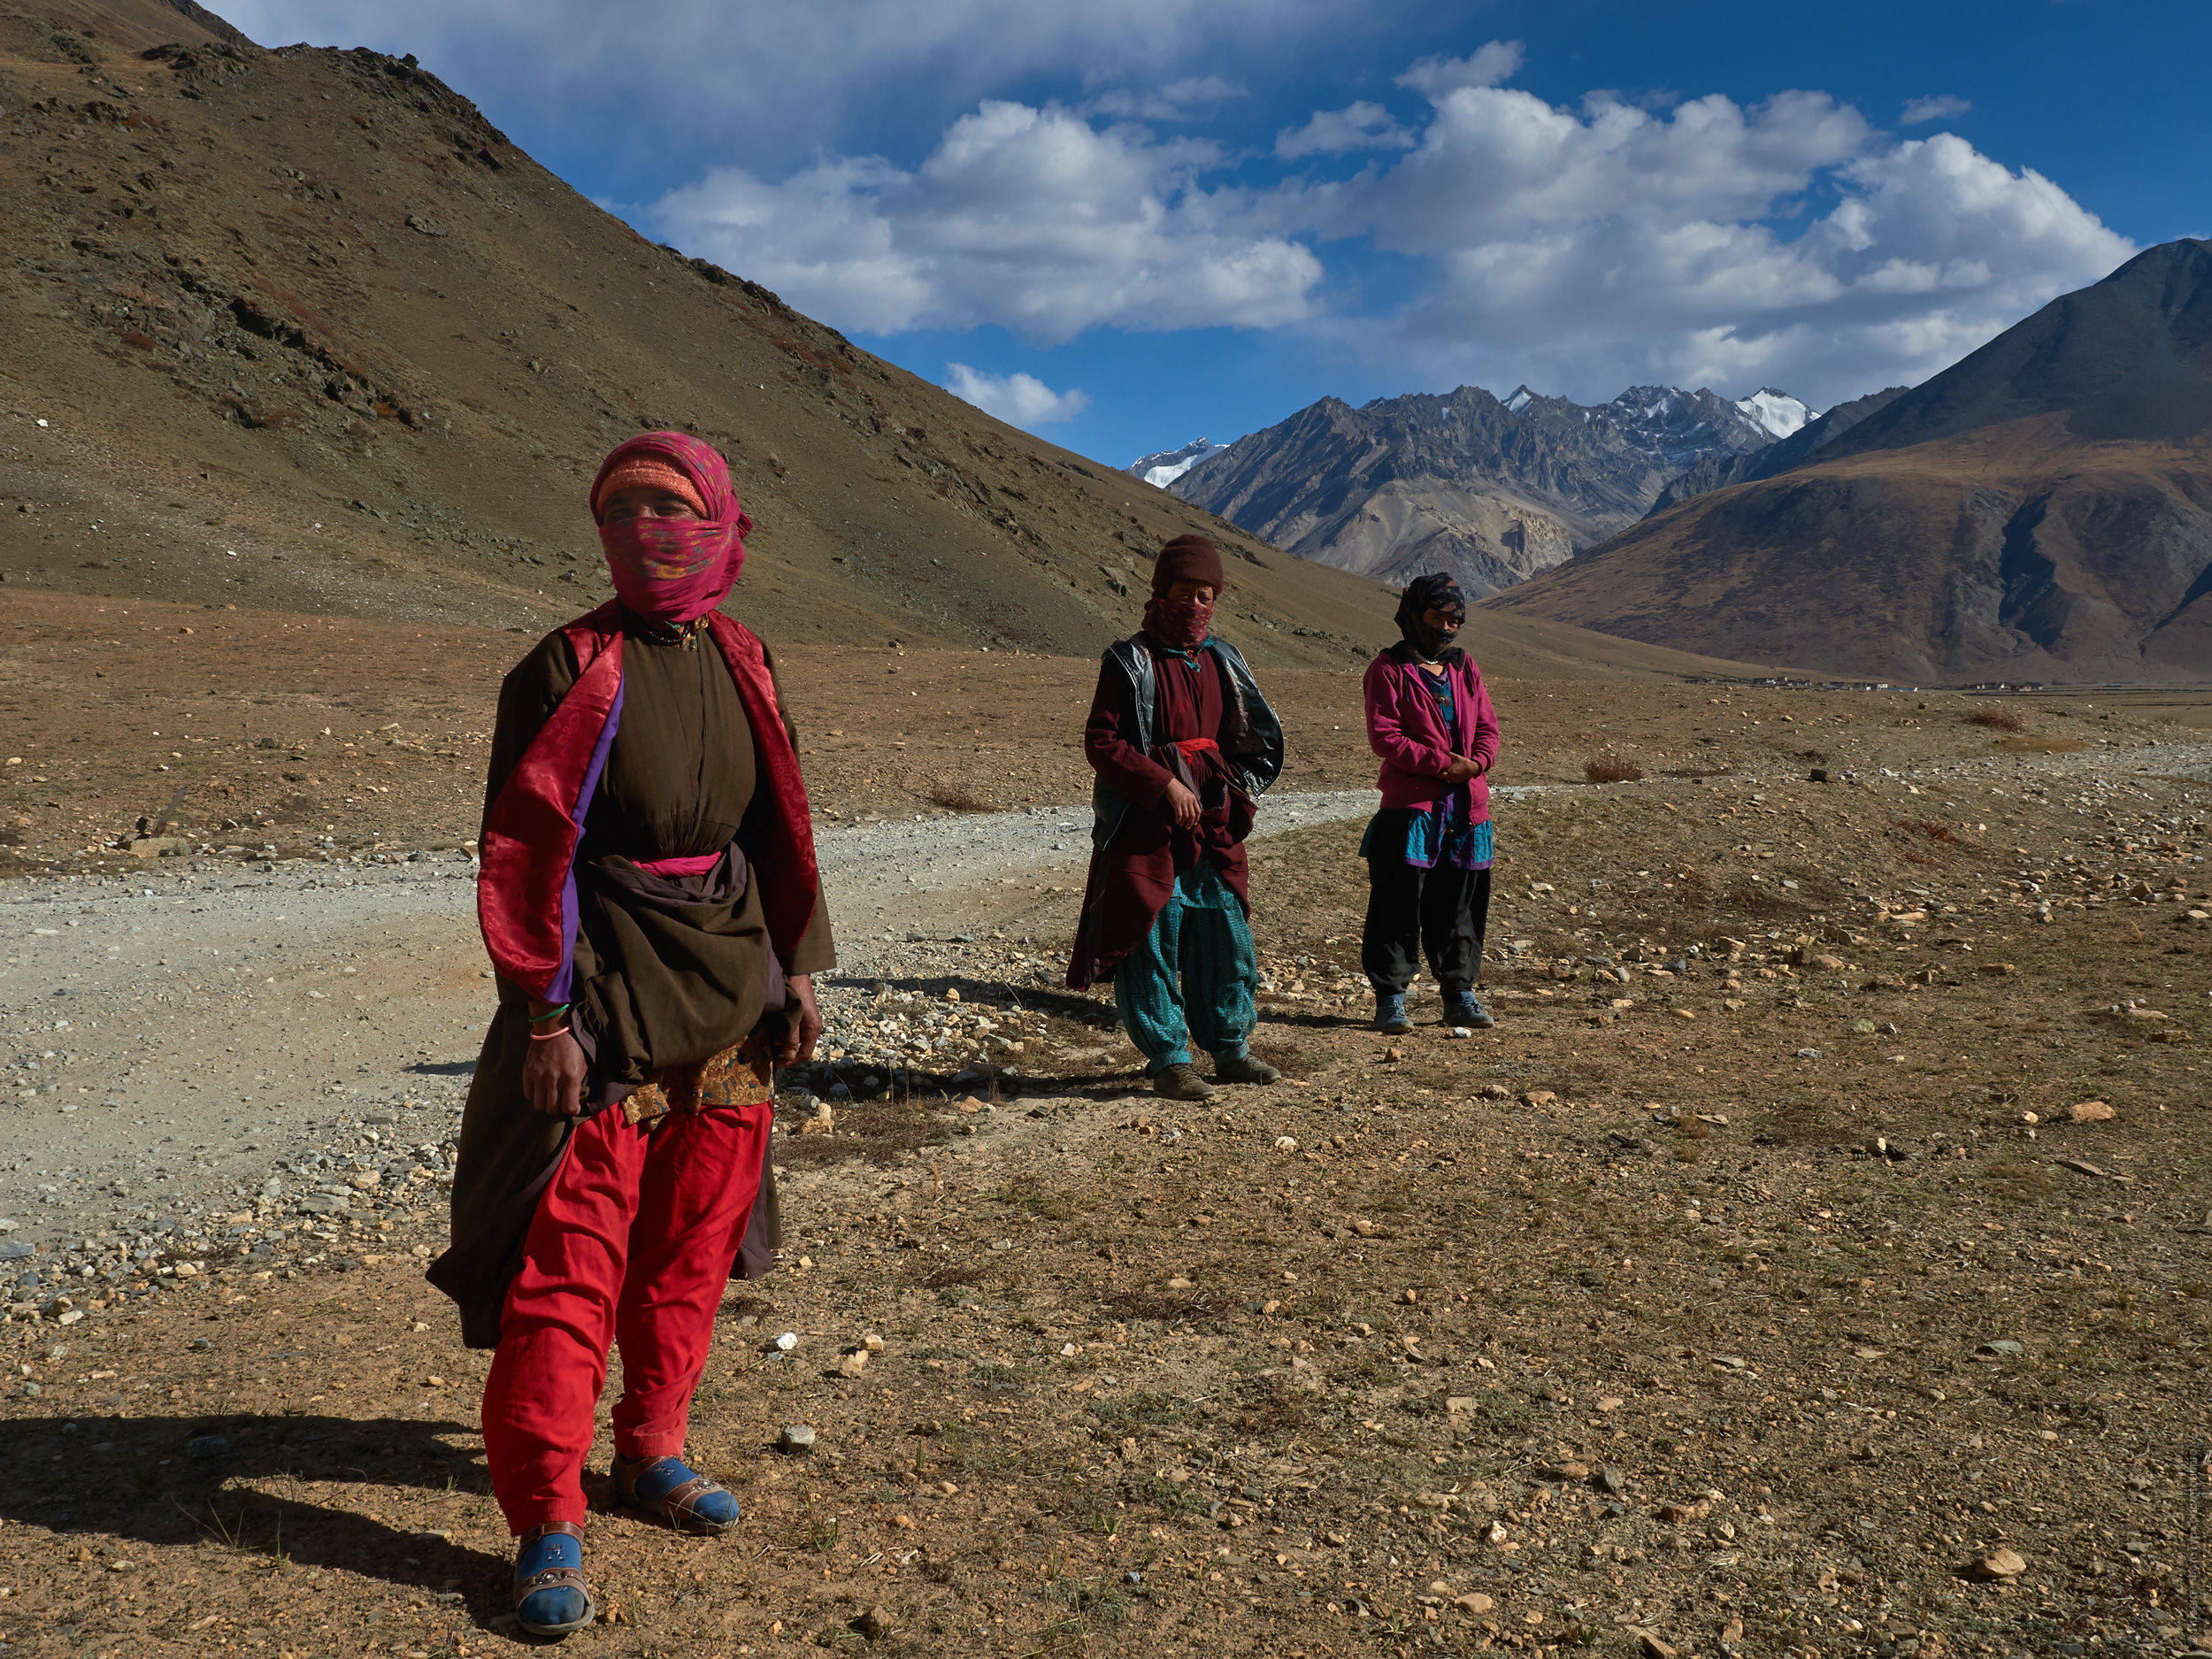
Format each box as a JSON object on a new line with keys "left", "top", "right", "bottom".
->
{"left": 1152, "top": 1063, "right": 1216, "bottom": 1102}
{"left": 1213, "top": 1051, "right": 1281, "bottom": 1086}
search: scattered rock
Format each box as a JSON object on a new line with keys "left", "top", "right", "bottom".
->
{"left": 1639, "top": 1632, "right": 1680, "bottom": 1659}
{"left": 184, "top": 1432, "right": 228, "bottom": 1461}
{"left": 1523, "top": 1089, "right": 1558, "bottom": 1107}
{"left": 837, "top": 1349, "right": 869, "bottom": 1378}
{"left": 774, "top": 1332, "right": 798, "bottom": 1353}
{"left": 1454, "top": 1592, "right": 1494, "bottom": 1614}
{"left": 778, "top": 1424, "right": 816, "bottom": 1455}
{"left": 1967, "top": 1547, "right": 2026, "bottom": 1581}
{"left": 2068, "top": 1099, "right": 2116, "bottom": 1123}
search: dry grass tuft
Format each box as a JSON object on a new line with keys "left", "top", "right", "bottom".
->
{"left": 929, "top": 781, "right": 996, "bottom": 813}
{"left": 1584, "top": 754, "right": 1644, "bottom": 784}
{"left": 1969, "top": 704, "right": 2024, "bottom": 732}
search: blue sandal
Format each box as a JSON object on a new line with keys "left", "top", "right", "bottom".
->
{"left": 513, "top": 1521, "right": 595, "bottom": 1638}
{"left": 611, "top": 1452, "right": 741, "bottom": 1534}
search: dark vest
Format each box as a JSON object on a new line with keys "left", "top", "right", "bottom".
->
{"left": 1088, "top": 634, "right": 1285, "bottom": 849}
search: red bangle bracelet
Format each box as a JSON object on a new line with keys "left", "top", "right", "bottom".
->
{"left": 528, "top": 1024, "right": 572, "bottom": 1041}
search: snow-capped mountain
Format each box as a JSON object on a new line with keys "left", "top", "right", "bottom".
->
{"left": 1167, "top": 381, "right": 1817, "bottom": 598}
{"left": 1735, "top": 388, "right": 1815, "bottom": 440}
{"left": 1127, "top": 437, "right": 1233, "bottom": 489}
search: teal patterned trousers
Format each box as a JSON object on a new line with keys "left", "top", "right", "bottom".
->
{"left": 1112, "top": 862, "right": 1257, "bottom": 1073}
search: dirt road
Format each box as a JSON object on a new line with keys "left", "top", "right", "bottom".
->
{"left": 0, "top": 789, "right": 1383, "bottom": 1259}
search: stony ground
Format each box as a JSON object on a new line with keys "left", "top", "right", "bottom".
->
{"left": 5, "top": 626, "right": 2212, "bottom": 1658}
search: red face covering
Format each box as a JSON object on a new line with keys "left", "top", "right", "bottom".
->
{"left": 1142, "top": 590, "right": 1215, "bottom": 652}
{"left": 590, "top": 432, "right": 754, "bottom": 626}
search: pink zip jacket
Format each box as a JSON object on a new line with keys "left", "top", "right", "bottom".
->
{"left": 1362, "top": 644, "right": 1501, "bottom": 816}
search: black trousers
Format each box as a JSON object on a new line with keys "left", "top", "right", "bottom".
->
{"left": 1363, "top": 848, "right": 1492, "bottom": 996}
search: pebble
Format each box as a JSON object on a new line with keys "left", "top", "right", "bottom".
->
{"left": 185, "top": 1433, "right": 228, "bottom": 1461}
{"left": 2068, "top": 1100, "right": 2116, "bottom": 1123}
{"left": 774, "top": 1331, "right": 798, "bottom": 1352}
{"left": 837, "top": 1349, "right": 869, "bottom": 1378}
{"left": 1273, "top": 1136, "right": 1298, "bottom": 1152}
{"left": 778, "top": 1425, "right": 817, "bottom": 1455}
{"left": 1523, "top": 1089, "right": 1558, "bottom": 1107}
{"left": 1793, "top": 1048, "right": 1822, "bottom": 1059}
{"left": 1454, "top": 1592, "right": 1494, "bottom": 1614}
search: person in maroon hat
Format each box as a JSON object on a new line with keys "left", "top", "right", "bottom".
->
{"left": 1068, "top": 534, "right": 1286, "bottom": 1100}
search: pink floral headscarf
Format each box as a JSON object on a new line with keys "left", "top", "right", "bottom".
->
{"left": 589, "top": 431, "right": 754, "bottom": 626}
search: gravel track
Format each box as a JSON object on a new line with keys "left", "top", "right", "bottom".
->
{"left": 0, "top": 788, "right": 1385, "bottom": 1271}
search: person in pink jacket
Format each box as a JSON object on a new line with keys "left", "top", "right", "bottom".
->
{"left": 1359, "top": 572, "right": 1500, "bottom": 1033}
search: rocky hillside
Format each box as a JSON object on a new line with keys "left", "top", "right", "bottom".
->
{"left": 1488, "top": 240, "right": 2212, "bottom": 683}
{"left": 0, "top": 0, "right": 1416, "bottom": 669}
{"left": 1165, "top": 381, "right": 1801, "bottom": 598}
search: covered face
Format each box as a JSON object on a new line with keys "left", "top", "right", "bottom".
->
{"left": 1143, "top": 534, "right": 1225, "bottom": 650}
{"left": 1394, "top": 571, "right": 1467, "bottom": 658}
{"left": 589, "top": 432, "right": 753, "bottom": 625}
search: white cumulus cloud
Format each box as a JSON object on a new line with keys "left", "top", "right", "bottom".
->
{"left": 646, "top": 100, "right": 1324, "bottom": 341}
{"left": 943, "top": 364, "right": 1092, "bottom": 427}
{"left": 1394, "top": 41, "right": 1525, "bottom": 101}
{"left": 1901, "top": 95, "right": 1974, "bottom": 126}
{"left": 1275, "top": 101, "right": 1413, "bottom": 159}
{"left": 1352, "top": 116, "right": 2133, "bottom": 406}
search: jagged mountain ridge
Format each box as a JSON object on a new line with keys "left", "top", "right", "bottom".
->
{"left": 1166, "top": 380, "right": 1809, "bottom": 597}
{"left": 1647, "top": 385, "right": 1911, "bottom": 513}
{"left": 1489, "top": 240, "right": 2212, "bottom": 683}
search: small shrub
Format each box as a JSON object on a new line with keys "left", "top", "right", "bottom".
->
{"left": 928, "top": 781, "right": 994, "bottom": 813}
{"left": 1585, "top": 754, "right": 1644, "bottom": 784}
{"left": 1970, "top": 704, "right": 2023, "bottom": 732}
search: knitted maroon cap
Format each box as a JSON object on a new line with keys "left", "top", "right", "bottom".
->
{"left": 1152, "top": 534, "right": 1224, "bottom": 595}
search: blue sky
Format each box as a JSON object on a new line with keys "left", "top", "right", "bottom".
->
{"left": 226, "top": 1, "right": 2208, "bottom": 468}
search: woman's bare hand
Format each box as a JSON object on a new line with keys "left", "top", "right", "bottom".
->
{"left": 1162, "top": 778, "right": 1202, "bottom": 829}
{"left": 522, "top": 1026, "right": 588, "bottom": 1118}
{"left": 777, "top": 973, "right": 823, "bottom": 1065}
{"left": 1443, "top": 755, "right": 1482, "bottom": 783}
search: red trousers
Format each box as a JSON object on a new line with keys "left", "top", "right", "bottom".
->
{"left": 480, "top": 1102, "right": 770, "bottom": 1534}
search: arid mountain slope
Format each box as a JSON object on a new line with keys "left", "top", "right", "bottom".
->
{"left": 0, "top": 0, "right": 1423, "bottom": 669}
{"left": 1168, "top": 382, "right": 1793, "bottom": 599}
{"left": 1491, "top": 240, "right": 2212, "bottom": 683}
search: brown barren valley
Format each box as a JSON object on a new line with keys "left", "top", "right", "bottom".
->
{"left": 5, "top": 590, "right": 2212, "bottom": 1659}
{"left": 4, "top": 4, "right": 2212, "bottom": 1658}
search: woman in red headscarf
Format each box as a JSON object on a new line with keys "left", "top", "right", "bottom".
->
{"left": 431, "top": 433, "right": 833, "bottom": 1636}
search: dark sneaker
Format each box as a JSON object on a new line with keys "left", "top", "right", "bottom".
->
{"left": 1444, "top": 992, "right": 1495, "bottom": 1029}
{"left": 1374, "top": 992, "right": 1413, "bottom": 1034}
{"left": 1153, "top": 1063, "right": 1216, "bottom": 1102}
{"left": 1214, "top": 1051, "right": 1281, "bottom": 1086}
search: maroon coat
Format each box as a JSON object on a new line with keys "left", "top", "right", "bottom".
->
{"left": 1067, "top": 645, "right": 1251, "bottom": 988}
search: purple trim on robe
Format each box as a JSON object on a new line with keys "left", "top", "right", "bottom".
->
{"left": 548, "top": 679, "right": 623, "bottom": 1005}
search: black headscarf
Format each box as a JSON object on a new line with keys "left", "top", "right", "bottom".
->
{"left": 1394, "top": 572, "right": 1467, "bottom": 663}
